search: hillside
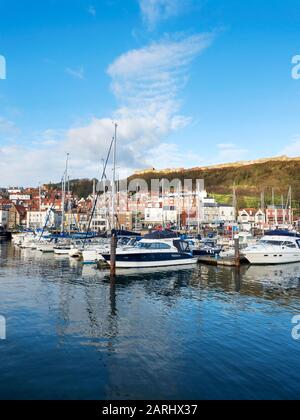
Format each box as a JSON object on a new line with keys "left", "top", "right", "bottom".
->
{"left": 45, "top": 178, "right": 96, "bottom": 200}
{"left": 46, "top": 156, "right": 300, "bottom": 210}
{"left": 130, "top": 156, "right": 300, "bottom": 209}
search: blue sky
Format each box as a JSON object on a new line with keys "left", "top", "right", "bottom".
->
{"left": 0, "top": 0, "right": 300, "bottom": 185}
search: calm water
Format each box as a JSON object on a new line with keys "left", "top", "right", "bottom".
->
{"left": 1, "top": 240, "right": 300, "bottom": 400}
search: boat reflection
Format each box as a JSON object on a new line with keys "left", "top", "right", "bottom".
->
{"left": 245, "top": 263, "right": 300, "bottom": 291}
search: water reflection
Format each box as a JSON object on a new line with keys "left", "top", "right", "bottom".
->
{"left": 1, "top": 241, "right": 300, "bottom": 399}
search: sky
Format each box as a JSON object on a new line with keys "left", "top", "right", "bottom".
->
{"left": 0, "top": 0, "right": 300, "bottom": 186}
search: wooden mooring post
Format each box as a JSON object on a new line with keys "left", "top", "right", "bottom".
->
{"left": 110, "top": 230, "right": 117, "bottom": 278}
{"left": 234, "top": 236, "right": 240, "bottom": 267}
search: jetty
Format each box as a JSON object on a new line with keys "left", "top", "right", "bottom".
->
{"left": 197, "top": 255, "right": 247, "bottom": 267}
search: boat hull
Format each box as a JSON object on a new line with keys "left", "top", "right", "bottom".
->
{"left": 82, "top": 249, "right": 107, "bottom": 264}
{"left": 102, "top": 252, "right": 198, "bottom": 268}
{"left": 69, "top": 248, "right": 82, "bottom": 258}
{"left": 244, "top": 251, "right": 300, "bottom": 265}
{"left": 54, "top": 248, "right": 71, "bottom": 255}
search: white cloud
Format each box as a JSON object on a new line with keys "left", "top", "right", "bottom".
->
{"left": 0, "top": 116, "right": 19, "bottom": 136}
{"left": 281, "top": 136, "right": 300, "bottom": 156}
{"left": 139, "top": 0, "right": 193, "bottom": 29}
{"left": 65, "top": 67, "right": 85, "bottom": 80}
{"left": 146, "top": 142, "right": 204, "bottom": 169}
{"left": 0, "top": 33, "right": 213, "bottom": 186}
{"left": 107, "top": 34, "right": 213, "bottom": 114}
{"left": 214, "top": 143, "right": 249, "bottom": 163}
{"left": 65, "top": 34, "right": 213, "bottom": 171}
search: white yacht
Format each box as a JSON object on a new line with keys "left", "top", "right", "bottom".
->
{"left": 243, "top": 230, "right": 300, "bottom": 265}
{"left": 82, "top": 240, "right": 111, "bottom": 264}
{"left": 37, "top": 241, "right": 56, "bottom": 253}
{"left": 53, "top": 239, "right": 74, "bottom": 255}
{"left": 69, "top": 238, "right": 107, "bottom": 259}
{"left": 101, "top": 231, "right": 198, "bottom": 269}
{"left": 82, "top": 237, "right": 139, "bottom": 264}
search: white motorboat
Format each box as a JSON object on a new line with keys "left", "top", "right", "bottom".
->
{"left": 70, "top": 238, "right": 109, "bottom": 260}
{"left": 37, "top": 241, "right": 56, "bottom": 253}
{"left": 243, "top": 230, "right": 300, "bottom": 265}
{"left": 82, "top": 237, "right": 139, "bottom": 264}
{"left": 53, "top": 239, "right": 73, "bottom": 255}
{"left": 81, "top": 239, "right": 110, "bottom": 264}
{"left": 101, "top": 231, "right": 198, "bottom": 269}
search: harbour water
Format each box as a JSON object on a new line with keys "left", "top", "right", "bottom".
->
{"left": 1, "top": 239, "right": 300, "bottom": 400}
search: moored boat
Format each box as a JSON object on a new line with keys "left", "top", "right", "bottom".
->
{"left": 243, "top": 230, "right": 300, "bottom": 265}
{"left": 101, "top": 231, "right": 198, "bottom": 269}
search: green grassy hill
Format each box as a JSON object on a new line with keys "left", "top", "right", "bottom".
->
{"left": 130, "top": 156, "right": 300, "bottom": 210}
{"left": 46, "top": 156, "right": 300, "bottom": 213}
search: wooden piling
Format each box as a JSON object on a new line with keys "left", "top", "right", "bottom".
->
{"left": 110, "top": 231, "right": 117, "bottom": 277}
{"left": 234, "top": 236, "right": 240, "bottom": 267}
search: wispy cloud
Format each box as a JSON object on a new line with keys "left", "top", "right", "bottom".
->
{"left": 88, "top": 5, "right": 96, "bottom": 16}
{"left": 0, "top": 116, "right": 19, "bottom": 136}
{"left": 65, "top": 67, "right": 85, "bottom": 80}
{"left": 55, "top": 34, "right": 213, "bottom": 178}
{"left": 139, "top": 0, "right": 193, "bottom": 30}
{"left": 0, "top": 33, "right": 213, "bottom": 185}
{"left": 280, "top": 136, "right": 300, "bottom": 157}
{"left": 108, "top": 33, "right": 213, "bottom": 113}
{"left": 214, "top": 143, "right": 249, "bottom": 163}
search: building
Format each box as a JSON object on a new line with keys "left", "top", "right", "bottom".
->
{"left": 9, "top": 194, "right": 31, "bottom": 203}
{"left": 8, "top": 204, "right": 27, "bottom": 229}
{"left": 144, "top": 207, "right": 163, "bottom": 225}
{"left": 26, "top": 209, "right": 61, "bottom": 230}
{"left": 90, "top": 208, "right": 108, "bottom": 232}
{"left": 77, "top": 209, "right": 90, "bottom": 232}
{"left": 238, "top": 208, "right": 266, "bottom": 227}
{"left": 118, "top": 212, "right": 133, "bottom": 231}
{"left": 218, "top": 204, "right": 236, "bottom": 223}
{"left": 0, "top": 209, "right": 9, "bottom": 229}
{"left": 265, "top": 206, "right": 292, "bottom": 225}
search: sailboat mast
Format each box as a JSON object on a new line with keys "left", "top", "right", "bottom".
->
{"left": 232, "top": 185, "right": 237, "bottom": 223}
{"left": 290, "top": 186, "right": 293, "bottom": 225}
{"left": 38, "top": 182, "right": 42, "bottom": 229}
{"left": 61, "top": 153, "right": 69, "bottom": 234}
{"left": 112, "top": 123, "right": 117, "bottom": 230}
{"left": 197, "top": 180, "right": 201, "bottom": 235}
{"left": 68, "top": 176, "right": 71, "bottom": 234}
{"left": 61, "top": 178, "right": 65, "bottom": 234}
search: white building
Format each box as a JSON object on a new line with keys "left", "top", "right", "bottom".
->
{"left": 198, "top": 200, "right": 235, "bottom": 225}
{"left": 7, "top": 187, "right": 22, "bottom": 194}
{"left": 90, "top": 208, "right": 108, "bottom": 231}
{"left": 9, "top": 194, "right": 31, "bottom": 202}
{"left": 218, "top": 204, "right": 236, "bottom": 223}
{"left": 238, "top": 209, "right": 266, "bottom": 226}
{"left": 0, "top": 209, "right": 9, "bottom": 229}
{"left": 145, "top": 207, "right": 163, "bottom": 224}
{"left": 163, "top": 209, "right": 178, "bottom": 224}
{"left": 26, "top": 209, "right": 61, "bottom": 229}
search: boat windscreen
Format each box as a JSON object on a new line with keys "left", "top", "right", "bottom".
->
{"left": 173, "top": 240, "right": 190, "bottom": 253}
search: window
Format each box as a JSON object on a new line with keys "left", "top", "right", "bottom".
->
{"left": 260, "top": 240, "right": 283, "bottom": 247}
{"left": 138, "top": 242, "right": 171, "bottom": 250}
{"left": 260, "top": 240, "right": 297, "bottom": 248}
{"left": 283, "top": 241, "right": 297, "bottom": 249}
